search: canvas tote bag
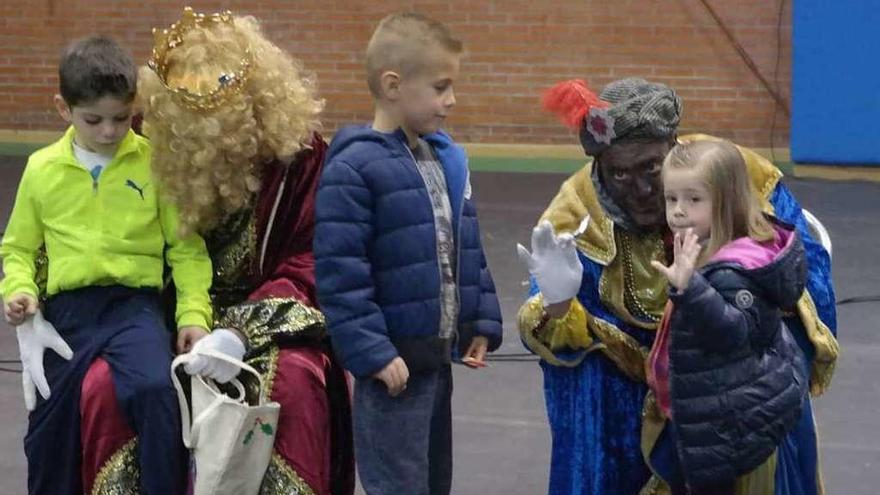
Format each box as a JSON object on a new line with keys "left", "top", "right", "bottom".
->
{"left": 172, "top": 350, "right": 280, "bottom": 495}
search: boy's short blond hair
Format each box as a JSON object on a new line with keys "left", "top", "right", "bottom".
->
{"left": 365, "top": 12, "right": 463, "bottom": 97}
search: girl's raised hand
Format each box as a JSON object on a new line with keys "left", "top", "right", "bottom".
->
{"left": 651, "top": 228, "right": 702, "bottom": 291}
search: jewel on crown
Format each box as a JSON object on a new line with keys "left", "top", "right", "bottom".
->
{"left": 147, "top": 7, "right": 252, "bottom": 111}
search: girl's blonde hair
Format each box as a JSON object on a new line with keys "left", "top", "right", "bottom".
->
{"left": 138, "top": 15, "right": 323, "bottom": 235}
{"left": 663, "top": 139, "right": 774, "bottom": 262}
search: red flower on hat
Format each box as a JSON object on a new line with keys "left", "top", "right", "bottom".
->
{"left": 586, "top": 107, "right": 616, "bottom": 145}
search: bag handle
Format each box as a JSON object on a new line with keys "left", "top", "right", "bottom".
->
{"left": 193, "top": 349, "right": 269, "bottom": 404}
{"left": 170, "top": 350, "right": 270, "bottom": 448}
{"left": 171, "top": 354, "right": 196, "bottom": 447}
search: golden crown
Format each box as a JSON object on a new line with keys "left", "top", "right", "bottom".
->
{"left": 148, "top": 7, "right": 252, "bottom": 112}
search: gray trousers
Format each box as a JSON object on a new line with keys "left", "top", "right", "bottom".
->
{"left": 353, "top": 365, "right": 453, "bottom": 495}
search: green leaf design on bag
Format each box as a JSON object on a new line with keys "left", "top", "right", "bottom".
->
{"left": 243, "top": 430, "right": 254, "bottom": 445}
{"left": 260, "top": 423, "right": 274, "bottom": 436}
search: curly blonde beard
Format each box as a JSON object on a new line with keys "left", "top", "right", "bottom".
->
{"left": 138, "top": 15, "right": 322, "bottom": 235}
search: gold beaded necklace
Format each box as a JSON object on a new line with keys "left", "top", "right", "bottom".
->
{"left": 619, "top": 232, "right": 662, "bottom": 323}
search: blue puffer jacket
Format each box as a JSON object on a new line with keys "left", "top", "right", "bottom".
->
{"left": 314, "top": 126, "right": 503, "bottom": 378}
{"left": 668, "top": 219, "right": 808, "bottom": 486}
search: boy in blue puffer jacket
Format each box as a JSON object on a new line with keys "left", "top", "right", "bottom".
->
{"left": 313, "top": 12, "right": 502, "bottom": 495}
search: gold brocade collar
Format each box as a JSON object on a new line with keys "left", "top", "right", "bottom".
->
{"left": 538, "top": 161, "right": 617, "bottom": 265}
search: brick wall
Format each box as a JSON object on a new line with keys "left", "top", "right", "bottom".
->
{"left": 0, "top": 0, "right": 791, "bottom": 147}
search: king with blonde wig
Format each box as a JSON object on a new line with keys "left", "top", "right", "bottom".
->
{"left": 139, "top": 7, "right": 323, "bottom": 234}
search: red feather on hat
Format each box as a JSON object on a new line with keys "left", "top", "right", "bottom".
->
{"left": 542, "top": 79, "right": 606, "bottom": 131}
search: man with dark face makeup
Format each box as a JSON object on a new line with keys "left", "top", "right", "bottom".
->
{"left": 516, "top": 78, "right": 838, "bottom": 495}
{"left": 595, "top": 140, "right": 670, "bottom": 230}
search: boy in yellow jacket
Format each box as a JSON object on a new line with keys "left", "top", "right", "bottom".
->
{"left": 0, "top": 35, "right": 212, "bottom": 495}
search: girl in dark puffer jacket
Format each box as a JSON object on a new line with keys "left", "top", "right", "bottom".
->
{"left": 646, "top": 139, "right": 808, "bottom": 494}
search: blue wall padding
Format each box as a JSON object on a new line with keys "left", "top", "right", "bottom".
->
{"left": 792, "top": 0, "right": 880, "bottom": 165}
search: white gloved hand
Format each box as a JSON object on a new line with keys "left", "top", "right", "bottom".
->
{"left": 517, "top": 218, "right": 587, "bottom": 306}
{"left": 16, "top": 310, "right": 74, "bottom": 411}
{"left": 183, "top": 328, "right": 246, "bottom": 384}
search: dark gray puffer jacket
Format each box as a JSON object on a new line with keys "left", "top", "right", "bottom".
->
{"left": 667, "top": 220, "right": 808, "bottom": 486}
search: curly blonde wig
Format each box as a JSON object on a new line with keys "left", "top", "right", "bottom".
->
{"left": 139, "top": 14, "right": 323, "bottom": 234}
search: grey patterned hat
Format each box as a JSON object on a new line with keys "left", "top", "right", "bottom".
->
{"left": 543, "top": 78, "right": 682, "bottom": 157}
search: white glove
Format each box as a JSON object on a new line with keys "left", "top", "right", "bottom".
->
{"left": 183, "top": 328, "right": 246, "bottom": 384}
{"left": 517, "top": 218, "right": 587, "bottom": 306}
{"left": 16, "top": 310, "right": 74, "bottom": 411}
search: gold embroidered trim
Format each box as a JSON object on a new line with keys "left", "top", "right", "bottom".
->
{"left": 796, "top": 291, "right": 840, "bottom": 396}
{"left": 639, "top": 392, "right": 670, "bottom": 495}
{"left": 262, "top": 345, "right": 280, "bottom": 398}
{"left": 235, "top": 343, "right": 281, "bottom": 405}
{"left": 90, "top": 438, "right": 139, "bottom": 495}
{"left": 590, "top": 313, "right": 651, "bottom": 382}
{"left": 538, "top": 164, "right": 617, "bottom": 265}
{"left": 259, "top": 452, "right": 316, "bottom": 494}
{"left": 217, "top": 297, "right": 325, "bottom": 351}
{"left": 518, "top": 296, "right": 604, "bottom": 368}
{"left": 517, "top": 294, "right": 601, "bottom": 368}
{"left": 639, "top": 475, "right": 671, "bottom": 495}
{"left": 206, "top": 205, "right": 258, "bottom": 307}
{"left": 518, "top": 294, "right": 648, "bottom": 380}
{"left": 34, "top": 246, "right": 49, "bottom": 300}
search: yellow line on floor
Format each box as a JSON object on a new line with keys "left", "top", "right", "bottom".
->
{"left": 794, "top": 165, "right": 880, "bottom": 182}
{"left": 0, "top": 129, "right": 62, "bottom": 144}
{"left": 463, "top": 143, "right": 586, "bottom": 160}
{"left": 462, "top": 142, "right": 791, "bottom": 162}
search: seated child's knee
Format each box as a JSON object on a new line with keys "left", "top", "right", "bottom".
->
{"left": 127, "top": 367, "right": 175, "bottom": 404}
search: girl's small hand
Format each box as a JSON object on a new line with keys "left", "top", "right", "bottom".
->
{"left": 651, "top": 228, "right": 702, "bottom": 291}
